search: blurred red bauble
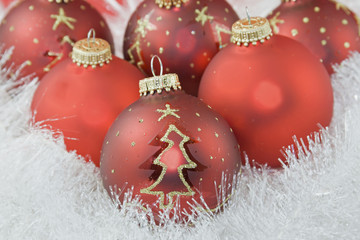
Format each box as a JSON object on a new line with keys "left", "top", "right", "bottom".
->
{"left": 267, "top": 0, "right": 360, "bottom": 74}
{"left": 198, "top": 17, "right": 334, "bottom": 168}
{"left": 100, "top": 60, "right": 241, "bottom": 222}
{"left": 123, "top": 0, "right": 239, "bottom": 96}
{"left": 0, "top": 0, "right": 114, "bottom": 80}
{"left": 31, "top": 33, "right": 143, "bottom": 167}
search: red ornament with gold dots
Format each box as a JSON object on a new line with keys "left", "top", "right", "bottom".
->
{"left": 31, "top": 32, "right": 143, "bottom": 167}
{"left": 198, "top": 17, "right": 334, "bottom": 168}
{"left": 0, "top": 0, "right": 114, "bottom": 80}
{"left": 123, "top": 0, "right": 239, "bottom": 96}
{"left": 100, "top": 57, "right": 241, "bottom": 222}
{"left": 267, "top": 0, "right": 360, "bottom": 74}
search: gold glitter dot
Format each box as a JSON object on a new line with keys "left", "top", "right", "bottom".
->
{"left": 198, "top": 128, "right": 202, "bottom": 132}
{"left": 128, "top": 108, "right": 132, "bottom": 112}
{"left": 29, "top": 5, "right": 34, "bottom": 11}
{"left": 200, "top": 178, "right": 203, "bottom": 181}
{"left": 139, "top": 119, "right": 144, "bottom": 123}
{"left": 157, "top": 16, "right": 162, "bottom": 21}
{"left": 344, "top": 42, "right": 350, "bottom": 48}
{"left": 116, "top": 131, "right": 120, "bottom": 136}
{"left": 225, "top": 8, "right": 229, "bottom": 13}
{"left": 224, "top": 17, "right": 227, "bottom": 21}
{"left": 33, "top": 38, "right": 39, "bottom": 44}
{"left": 80, "top": 5, "right": 86, "bottom": 10}
{"left": 191, "top": 30, "right": 196, "bottom": 35}
{"left": 291, "top": 29, "right": 299, "bottom": 36}
{"left": 218, "top": 185, "right": 221, "bottom": 189}
{"left": 178, "top": 17, "right": 182, "bottom": 22}
{"left": 197, "top": 1, "right": 200, "bottom": 4}
{"left": 176, "top": 42, "right": 180, "bottom": 48}
{"left": 208, "top": 105, "right": 212, "bottom": 109}
{"left": 131, "top": 141, "right": 136, "bottom": 147}
{"left": 196, "top": 113, "right": 200, "bottom": 117}
{"left": 230, "top": 128, "right": 233, "bottom": 133}
{"left": 165, "top": 30, "right": 170, "bottom": 36}
{"left": 320, "top": 27, "right": 326, "bottom": 34}
{"left": 190, "top": 63, "right": 194, "bottom": 68}
{"left": 210, "top": 156, "right": 214, "bottom": 159}
{"left": 303, "top": 17, "right": 309, "bottom": 23}
{"left": 342, "top": 19, "right": 348, "bottom": 25}
{"left": 159, "top": 47, "right": 164, "bottom": 54}
{"left": 221, "top": 158, "right": 225, "bottom": 162}
{"left": 106, "top": 141, "right": 109, "bottom": 145}
{"left": 147, "top": 42, "right": 151, "bottom": 47}
{"left": 26, "top": 60, "right": 32, "bottom": 66}
{"left": 191, "top": 75, "right": 196, "bottom": 79}
{"left": 215, "top": 117, "right": 219, "bottom": 121}
{"left": 314, "top": 6, "right": 320, "bottom": 12}
{"left": 166, "top": 67, "right": 170, "bottom": 72}
{"left": 100, "top": 21, "right": 105, "bottom": 28}
{"left": 320, "top": 59, "right": 324, "bottom": 63}
{"left": 215, "top": 132, "right": 219, "bottom": 138}
{"left": 111, "top": 169, "right": 115, "bottom": 174}
{"left": 321, "top": 40, "right": 327, "bottom": 46}
{"left": 9, "top": 26, "right": 14, "bottom": 32}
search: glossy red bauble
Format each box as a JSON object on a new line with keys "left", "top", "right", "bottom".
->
{"left": 199, "top": 18, "right": 334, "bottom": 168}
{"left": 123, "top": 0, "right": 239, "bottom": 96}
{"left": 267, "top": 0, "right": 360, "bottom": 74}
{"left": 100, "top": 74, "right": 241, "bottom": 221}
{"left": 31, "top": 48, "right": 143, "bottom": 166}
{"left": 0, "top": 0, "right": 114, "bottom": 79}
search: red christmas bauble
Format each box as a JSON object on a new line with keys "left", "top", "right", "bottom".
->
{"left": 31, "top": 36, "right": 143, "bottom": 167}
{"left": 100, "top": 69, "right": 241, "bottom": 222}
{"left": 198, "top": 17, "right": 334, "bottom": 168}
{"left": 267, "top": 0, "right": 360, "bottom": 74}
{"left": 123, "top": 0, "right": 239, "bottom": 96}
{"left": 0, "top": 0, "right": 114, "bottom": 80}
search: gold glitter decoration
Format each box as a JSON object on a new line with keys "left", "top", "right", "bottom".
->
{"left": 232, "top": 17, "right": 273, "bottom": 47}
{"left": 303, "top": 17, "right": 309, "bottom": 23}
{"left": 50, "top": 7, "right": 76, "bottom": 31}
{"left": 26, "top": 60, "right": 32, "bottom": 66}
{"left": 215, "top": 25, "right": 232, "bottom": 49}
{"left": 127, "top": 12, "right": 156, "bottom": 74}
{"left": 196, "top": 113, "right": 200, "bottom": 117}
{"left": 198, "top": 128, "right": 201, "bottom": 132}
{"left": 215, "top": 132, "right": 219, "bottom": 138}
{"left": 43, "top": 51, "right": 63, "bottom": 72}
{"left": 157, "top": 104, "right": 180, "bottom": 122}
{"left": 342, "top": 19, "right": 348, "bottom": 25}
{"left": 116, "top": 131, "right": 120, "bottom": 136}
{"left": 80, "top": 5, "right": 86, "bottom": 10}
{"left": 269, "top": 12, "right": 284, "bottom": 34}
{"left": 314, "top": 6, "right": 320, "bottom": 12}
{"left": 291, "top": 29, "right": 298, "bottom": 36}
{"left": 111, "top": 169, "right": 115, "bottom": 173}
{"left": 195, "top": 6, "right": 214, "bottom": 26}
{"left": 60, "top": 35, "right": 75, "bottom": 46}
{"left": 100, "top": 21, "right": 105, "bottom": 28}
{"left": 131, "top": 141, "right": 136, "bottom": 147}
{"left": 156, "top": 0, "right": 187, "bottom": 9}
{"left": 29, "top": 5, "right": 34, "bottom": 11}
{"left": 9, "top": 26, "right": 14, "bottom": 32}
{"left": 178, "top": 17, "right": 183, "bottom": 22}
{"left": 320, "top": 27, "right": 326, "bottom": 34}
{"left": 33, "top": 38, "right": 39, "bottom": 44}
{"left": 355, "top": 15, "right": 360, "bottom": 36}
{"left": 321, "top": 40, "right": 327, "bottom": 46}
{"left": 140, "top": 124, "right": 196, "bottom": 210}
{"left": 159, "top": 47, "right": 164, "bottom": 54}
{"left": 139, "top": 119, "right": 144, "bottom": 123}
{"left": 344, "top": 42, "right": 350, "bottom": 48}
{"left": 330, "top": 0, "right": 351, "bottom": 15}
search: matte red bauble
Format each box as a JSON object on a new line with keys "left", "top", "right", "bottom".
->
{"left": 267, "top": 0, "right": 360, "bottom": 74}
{"left": 100, "top": 60, "right": 241, "bottom": 222}
{"left": 31, "top": 33, "right": 143, "bottom": 167}
{"left": 0, "top": 0, "right": 114, "bottom": 80}
{"left": 123, "top": 0, "right": 239, "bottom": 96}
{"left": 198, "top": 17, "right": 334, "bottom": 168}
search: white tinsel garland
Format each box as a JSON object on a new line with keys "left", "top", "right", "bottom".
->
{"left": 1, "top": 0, "right": 360, "bottom": 239}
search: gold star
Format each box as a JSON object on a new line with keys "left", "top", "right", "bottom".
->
{"left": 50, "top": 7, "right": 76, "bottom": 31}
{"left": 127, "top": 40, "right": 146, "bottom": 74}
{"left": 268, "top": 11, "right": 284, "bottom": 34}
{"left": 157, "top": 104, "right": 180, "bottom": 122}
{"left": 195, "top": 6, "right": 214, "bottom": 26}
{"left": 215, "top": 24, "right": 232, "bottom": 49}
{"left": 135, "top": 12, "right": 156, "bottom": 38}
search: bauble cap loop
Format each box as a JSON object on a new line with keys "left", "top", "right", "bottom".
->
{"left": 71, "top": 29, "right": 112, "bottom": 68}
{"left": 139, "top": 55, "right": 182, "bottom": 96}
{"left": 155, "top": 0, "right": 187, "bottom": 9}
{"left": 230, "top": 16, "right": 273, "bottom": 47}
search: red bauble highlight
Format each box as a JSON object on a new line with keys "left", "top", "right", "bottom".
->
{"left": 123, "top": 0, "right": 239, "bottom": 96}
{"left": 199, "top": 33, "right": 334, "bottom": 168}
{"left": 267, "top": 0, "right": 360, "bottom": 74}
{"left": 0, "top": 0, "right": 114, "bottom": 79}
{"left": 31, "top": 57, "right": 143, "bottom": 167}
{"left": 100, "top": 81, "right": 241, "bottom": 222}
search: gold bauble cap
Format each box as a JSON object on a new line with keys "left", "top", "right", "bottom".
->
{"left": 230, "top": 16, "right": 273, "bottom": 47}
{"left": 71, "top": 29, "right": 112, "bottom": 68}
{"left": 139, "top": 56, "right": 181, "bottom": 96}
{"left": 155, "top": 0, "right": 187, "bottom": 9}
{"left": 48, "top": 0, "right": 73, "bottom": 3}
